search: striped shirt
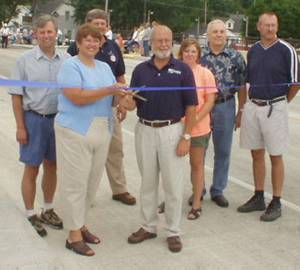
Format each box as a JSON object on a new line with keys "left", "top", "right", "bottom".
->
{"left": 246, "top": 39, "right": 299, "bottom": 100}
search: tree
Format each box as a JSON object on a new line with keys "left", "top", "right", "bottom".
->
{"left": 69, "top": 0, "right": 300, "bottom": 39}
{"left": 0, "top": 0, "right": 29, "bottom": 23}
{"left": 246, "top": 0, "right": 300, "bottom": 39}
{"left": 0, "top": 0, "right": 46, "bottom": 25}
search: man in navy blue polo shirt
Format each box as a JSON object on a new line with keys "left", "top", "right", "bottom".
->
{"left": 67, "top": 9, "right": 136, "bottom": 206}
{"left": 200, "top": 19, "right": 246, "bottom": 208}
{"left": 238, "top": 12, "right": 300, "bottom": 221}
{"left": 123, "top": 25, "right": 197, "bottom": 252}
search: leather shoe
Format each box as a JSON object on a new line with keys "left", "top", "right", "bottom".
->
{"left": 211, "top": 195, "right": 229, "bottom": 208}
{"left": 167, "top": 236, "right": 182, "bottom": 252}
{"left": 112, "top": 192, "right": 136, "bottom": 205}
{"left": 128, "top": 228, "right": 157, "bottom": 244}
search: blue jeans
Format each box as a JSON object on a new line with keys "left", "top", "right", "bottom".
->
{"left": 210, "top": 97, "right": 236, "bottom": 198}
{"left": 143, "top": 40, "right": 150, "bottom": 56}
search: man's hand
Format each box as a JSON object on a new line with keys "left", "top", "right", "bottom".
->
{"left": 176, "top": 138, "right": 190, "bottom": 157}
{"left": 116, "top": 104, "right": 127, "bottom": 122}
{"left": 16, "top": 127, "right": 28, "bottom": 144}
{"left": 235, "top": 110, "right": 243, "bottom": 130}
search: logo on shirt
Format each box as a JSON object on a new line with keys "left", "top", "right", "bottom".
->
{"left": 167, "top": 68, "right": 181, "bottom": 75}
{"left": 110, "top": 54, "right": 116, "bottom": 62}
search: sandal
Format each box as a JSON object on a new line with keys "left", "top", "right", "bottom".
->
{"left": 187, "top": 208, "right": 202, "bottom": 220}
{"left": 81, "top": 229, "right": 101, "bottom": 244}
{"left": 65, "top": 239, "right": 95, "bottom": 256}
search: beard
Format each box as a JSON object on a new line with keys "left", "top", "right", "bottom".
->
{"left": 153, "top": 49, "right": 172, "bottom": 59}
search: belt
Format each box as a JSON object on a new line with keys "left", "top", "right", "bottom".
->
{"left": 215, "top": 95, "right": 234, "bottom": 104}
{"left": 27, "top": 110, "right": 56, "bottom": 118}
{"left": 250, "top": 96, "right": 286, "bottom": 117}
{"left": 139, "top": 118, "right": 180, "bottom": 128}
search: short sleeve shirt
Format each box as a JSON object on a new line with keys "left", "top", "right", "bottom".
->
{"left": 56, "top": 56, "right": 115, "bottom": 135}
{"left": 201, "top": 46, "right": 246, "bottom": 98}
{"left": 130, "top": 56, "right": 198, "bottom": 120}
{"left": 189, "top": 65, "right": 217, "bottom": 137}
{"left": 8, "top": 46, "right": 69, "bottom": 114}
{"left": 67, "top": 38, "right": 125, "bottom": 78}
{"left": 246, "top": 39, "right": 300, "bottom": 100}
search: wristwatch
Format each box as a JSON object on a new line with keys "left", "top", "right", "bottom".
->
{"left": 181, "top": 133, "right": 191, "bottom": 140}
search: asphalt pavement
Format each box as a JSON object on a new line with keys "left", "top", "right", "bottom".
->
{"left": 0, "top": 46, "right": 300, "bottom": 270}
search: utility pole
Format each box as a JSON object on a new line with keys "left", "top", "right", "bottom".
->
{"left": 143, "top": 0, "right": 148, "bottom": 23}
{"left": 204, "top": 0, "right": 208, "bottom": 26}
{"left": 105, "top": 0, "right": 109, "bottom": 13}
{"left": 196, "top": 17, "right": 200, "bottom": 37}
{"left": 245, "top": 16, "right": 249, "bottom": 38}
{"left": 147, "top": 10, "right": 154, "bottom": 24}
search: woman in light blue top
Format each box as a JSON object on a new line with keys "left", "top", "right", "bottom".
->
{"left": 55, "top": 23, "right": 126, "bottom": 256}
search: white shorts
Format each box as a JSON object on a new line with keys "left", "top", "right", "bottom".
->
{"left": 240, "top": 99, "right": 288, "bottom": 156}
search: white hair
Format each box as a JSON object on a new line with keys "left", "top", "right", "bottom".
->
{"left": 207, "top": 19, "right": 226, "bottom": 34}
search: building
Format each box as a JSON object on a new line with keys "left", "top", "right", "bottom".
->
{"left": 8, "top": 5, "right": 32, "bottom": 28}
{"left": 183, "top": 14, "right": 246, "bottom": 46}
{"left": 34, "top": 0, "right": 76, "bottom": 40}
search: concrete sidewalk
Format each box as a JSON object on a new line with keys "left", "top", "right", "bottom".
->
{"left": 0, "top": 188, "right": 62, "bottom": 270}
{"left": 1, "top": 84, "right": 300, "bottom": 269}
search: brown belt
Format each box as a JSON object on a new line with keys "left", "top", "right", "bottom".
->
{"left": 139, "top": 118, "right": 180, "bottom": 128}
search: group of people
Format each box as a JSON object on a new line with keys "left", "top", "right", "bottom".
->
{"left": 8, "top": 8, "right": 299, "bottom": 257}
{"left": 126, "top": 22, "right": 156, "bottom": 56}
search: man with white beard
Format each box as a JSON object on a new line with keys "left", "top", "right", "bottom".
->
{"left": 122, "top": 25, "right": 198, "bottom": 252}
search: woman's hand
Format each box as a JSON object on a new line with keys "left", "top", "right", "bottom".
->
{"left": 109, "top": 83, "right": 128, "bottom": 97}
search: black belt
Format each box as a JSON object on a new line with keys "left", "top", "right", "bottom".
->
{"left": 139, "top": 118, "right": 180, "bottom": 128}
{"left": 215, "top": 95, "right": 234, "bottom": 104}
{"left": 250, "top": 96, "right": 286, "bottom": 117}
{"left": 27, "top": 110, "right": 56, "bottom": 118}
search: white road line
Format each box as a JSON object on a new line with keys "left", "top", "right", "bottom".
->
{"left": 122, "top": 127, "right": 300, "bottom": 213}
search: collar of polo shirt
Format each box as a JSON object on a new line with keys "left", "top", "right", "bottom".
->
{"left": 147, "top": 54, "right": 176, "bottom": 68}
{"left": 35, "top": 46, "right": 60, "bottom": 60}
{"left": 206, "top": 43, "right": 231, "bottom": 56}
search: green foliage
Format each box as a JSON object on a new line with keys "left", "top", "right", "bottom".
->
{"left": 246, "top": 0, "right": 300, "bottom": 39}
{"left": 59, "top": 0, "right": 300, "bottom": 39}
{"left": 0, "top": 0, "right": 30, "bottom": 23}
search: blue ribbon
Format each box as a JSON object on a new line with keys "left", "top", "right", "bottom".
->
{"left": 0, "top": 78, "right": 299, "bottom": 91}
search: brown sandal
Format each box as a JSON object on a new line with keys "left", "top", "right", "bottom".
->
{"left": 81, "top": 229, "right": 101, "bottom": 244}
{"left": 187, "top": 208, "right": 202, "bottom": 220}
{"left": 65, "top": 239, "right": 95, "bottom": 256}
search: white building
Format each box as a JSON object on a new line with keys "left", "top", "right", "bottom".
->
{"left": 34, "top": 0, "right": 76, "bottom": 40}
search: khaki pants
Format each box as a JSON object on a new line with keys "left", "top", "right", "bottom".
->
{"left": 135, "top": 121, "right": 185, "bottom": 237}
{"left": 105, "top": 111, "right": 128, "bottom": 194}
{"left": 55, "top": 118, "right": 111, "bottom": 230}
